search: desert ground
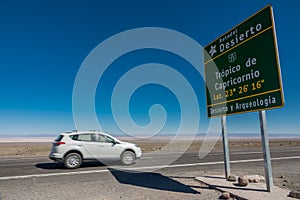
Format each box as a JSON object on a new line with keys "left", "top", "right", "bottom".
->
{"left": 0, "top": 137, "right": 299, "bottom": 156}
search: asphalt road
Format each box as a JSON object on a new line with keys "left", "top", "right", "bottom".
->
{"left": 0, "top": 146, "right": 299, "bottom": 199}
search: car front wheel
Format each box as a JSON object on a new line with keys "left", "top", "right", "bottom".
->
{"left": 121, "top": 151, "right": 136, "bottom": 165}
{"left": 64, "top": 153, "right": 82, "bottom": 169}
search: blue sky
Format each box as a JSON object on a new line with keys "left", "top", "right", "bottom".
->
{"left": 0, "top": 0, "right": 299, "bottom": 136}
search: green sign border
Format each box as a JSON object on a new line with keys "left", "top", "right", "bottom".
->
{"left": 204, "top": 5, "right": 284, "bottom": 118}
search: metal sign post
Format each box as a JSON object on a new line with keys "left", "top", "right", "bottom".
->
{"left": 259, "top": 110, "right": 273, "bottom": 192}
{"left": 221, "top": 116, "right": 230, "bottom": 179}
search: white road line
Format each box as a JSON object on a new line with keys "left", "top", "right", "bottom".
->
{"left": 0, "top": 155, "right": 300, "bottom": 181}
{"left": 140, "top": 157, "right": 153, "bottom": 159}
{"left": 140, "top": 149, "right": 300, "bottom": 159}
{"left": 0, "top": 169, "right": 111, "bottom": 180}
{"left": 210, "top": 149, "right": 300, "bottom": 156}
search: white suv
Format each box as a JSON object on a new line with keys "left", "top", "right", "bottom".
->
{"left": 49, "top": 131, "right": 142, "bottom": 169}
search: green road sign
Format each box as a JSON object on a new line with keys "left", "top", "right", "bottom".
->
{"left": 204, "top": 5, "right": 284, "bottom": 118}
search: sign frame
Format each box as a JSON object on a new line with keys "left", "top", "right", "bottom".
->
{"left": 204, "top": 5, "right": 284, "bottom": 118}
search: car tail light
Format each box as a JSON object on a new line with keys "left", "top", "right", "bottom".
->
{"left": 54, "top": 141, "right": 65, "bottom": 146}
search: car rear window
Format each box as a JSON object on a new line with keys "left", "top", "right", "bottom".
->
{"left": 55, "top": 135, "right": 64, "bottom": 142}
{"left": 69, "top": 134, "right": 79, "bottom": 141}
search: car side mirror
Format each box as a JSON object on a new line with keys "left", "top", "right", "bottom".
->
{"left": 112, "top": 140, "right": 120, "bottom": 145}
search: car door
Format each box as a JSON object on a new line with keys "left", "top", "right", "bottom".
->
{"left": 75, "top": 133, "right": 101, "bottom": 159}
{"left": 94, "top": 134, "right": 123, "bottom": 159}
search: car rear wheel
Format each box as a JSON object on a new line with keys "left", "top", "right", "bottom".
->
{"left": 64, "top": 153, "right": 82, "bottom": 169}
{"left": 121, "top": 151, "right": 136, "bottom": 165}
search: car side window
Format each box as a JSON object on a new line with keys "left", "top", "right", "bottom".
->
{"left": 73, "top": 134, "right": 96, "bottom": 142}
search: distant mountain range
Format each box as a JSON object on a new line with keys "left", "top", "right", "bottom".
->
{"left": 0, "top": 132, "right": 299, "bottom": 139}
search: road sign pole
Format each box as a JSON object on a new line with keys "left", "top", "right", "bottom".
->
{"left": 221, "top": 116, "right": 230, "bottom": 179}
{"left": 259, "top": 110, "right": 273, "bottom": 192}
